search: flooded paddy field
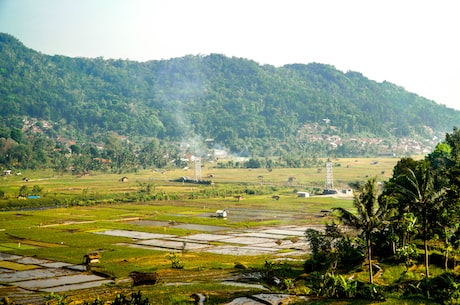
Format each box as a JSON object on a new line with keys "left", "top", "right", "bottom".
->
{"left": 0, "top": 228, "right": 310, "bottom": 304}
{"left": 0, "top": 188, "right": 355, "bottom": 303}
{"left": 0, "top": 160, "right": 404, "bottom": 303}
{"left": 96, "top": 223, "right": 317, "bottom": 256}
{"left": 0, "top": 218, "right": 321, "bottom": 303}
{"left": 0, "top": 252, "right": 111, "bottom": 303}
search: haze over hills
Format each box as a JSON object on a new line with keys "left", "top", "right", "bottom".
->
{"left": 0, "top": 32, "right": 459, "bottom": 160}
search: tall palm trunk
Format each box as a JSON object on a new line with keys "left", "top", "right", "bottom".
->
{"left": 333, "top": 178, "right": 390, "bottom": 285}
{"left": 367, "top": 233, "right": 374, "bottom": 284}
{"left": 423, "top": 214, "right": 430, "bottom": 278}
{"left": 444, "top": 232, "right": 449, "bottom": 271}
{"left": 424, "top": 238, "right": 429, "bottom": 278}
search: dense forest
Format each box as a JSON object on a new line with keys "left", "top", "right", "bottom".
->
{"left": 1, "top": 32, "right": 460, "bottom": 171}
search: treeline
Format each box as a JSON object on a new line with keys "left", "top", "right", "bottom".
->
{"left": 0, "top": 126, "right": 328, "bottom": 172}
{"left": 1, "top": 32, "right": 459, "bottom": 158}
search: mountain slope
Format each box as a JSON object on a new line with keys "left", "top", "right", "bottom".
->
{"left": 0, "top": 32, "right": 459, "bottom": 153}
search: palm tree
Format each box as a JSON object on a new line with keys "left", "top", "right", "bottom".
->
{"left": 333, "top": 177, "right": 390, "bottom": 284}
{"left": 397, "top": 160, "right": 446, "bottom": 278}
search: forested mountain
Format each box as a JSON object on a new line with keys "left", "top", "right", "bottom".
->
{"left": 1, "top": 32, "right": 459, "bottom": 164}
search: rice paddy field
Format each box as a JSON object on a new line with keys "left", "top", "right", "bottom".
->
{"left": 0, "top": 157, "right": 436, "bottom": 304}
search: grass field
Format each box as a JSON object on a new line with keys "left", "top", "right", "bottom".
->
{"left": 0, "top": 157, "right": 401, "bottom": 200}
{"left": 0, "top": 157, "right": 438, "bottom": 304}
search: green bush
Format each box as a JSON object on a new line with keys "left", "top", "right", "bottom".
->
{"left": 83, "top": 291, "right": 149, "bottom": 305}
{"left": 426, "top": 273, "right": 460, "bottom": 304}
{"left": 167, "top": 252, "right": 184, "bottom": 269}
{"left": 305, "top": 272, "right": 384, "bottom": 300}
{"left": 112, "top": 291, "right": 150, "bottom": 305}
{"left": 401, "top": 273, "right": 460, "bottom": 304}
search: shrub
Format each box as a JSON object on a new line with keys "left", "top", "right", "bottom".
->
{"left": 167, "top": 252, "right": 184, "bottom": 269}
{"left": 426, "top": 273, "right": 460, "bottom": 304}
{"left": 234, "top": 262, "right": 247, "bottom": 269}
{"left": 84, "top": 291, "right": 150, "bottom": 305}
{"left": 402, "top": 272, "right": 460, "bottom": 304}
{"left": 304, "top": 224, "right": 364, "bottom": 273}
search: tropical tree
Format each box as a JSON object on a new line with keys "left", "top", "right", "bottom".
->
{"left": 427, "top": 129, "right": 460, "bottom": 271}
{"left": 333, "top": 177, "right": 391, "bottom": 284}
{"left": 396, "top": 160, "right": 446, "bottom": 278}
{"left": 381, "top": 157, "right": 419, "bottom": 253}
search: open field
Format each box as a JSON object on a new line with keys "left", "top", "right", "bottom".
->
{"left": 0, "top": 157, "right": 401, "bottom": 197}
{"left": 0, "top": 157, "right": 437, "bottom": 304}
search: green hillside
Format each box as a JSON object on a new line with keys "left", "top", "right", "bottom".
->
{"left": 0, "top": 32, "right": 459, "bottom": 169}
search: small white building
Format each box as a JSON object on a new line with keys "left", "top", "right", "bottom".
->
{"left": 297, "top": 191, "right": 310, "bottom": 198}
{"left": 213, "top": 149, "right": 228, "bottom": 158}
{"left": 216, "top": 210, "right": 228, "bottom": 218}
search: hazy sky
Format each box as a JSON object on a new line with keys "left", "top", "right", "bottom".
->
{"left": 1, "top": 0, "right": 459, "bottom": 110}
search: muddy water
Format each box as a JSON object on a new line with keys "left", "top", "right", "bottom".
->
{"left": 0, "top": 252, "right": 112, "bottom": 304}
{"left": 131, "top": 220, "right": 227, "bottom": 232}
{"left": 224, "top": 293, "right": 309, "bottom": 304}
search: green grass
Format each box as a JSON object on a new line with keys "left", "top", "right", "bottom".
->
{"left": 0, "top": 242, "right": 37, "bottom": 250}
{"left": 0, "top": 165, "right": 364, "bottom": 281}
{"left": 0, "top": 195, "right": 348, "bottom": 278}
{"left": 0, "top": 157, "right": 400, "bottom": 200}
{"left": 3, "top": 159, "right": 443, "bottom": 304}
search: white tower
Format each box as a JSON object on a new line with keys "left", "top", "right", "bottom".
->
{"left": 325, "top": 161, "right": 334, "bottom": 190}
{"left": 194, "top": 158, "right": 202, "bottom": 181}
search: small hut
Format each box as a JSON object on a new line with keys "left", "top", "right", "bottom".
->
{"left": 297, "top": 191, "right": 310, "bottom": 198}
{"left": 83, "top": 252, "right": 101, "bottom": 265}
{"left": 216, "top": 210, "right": 228, "bottom": 218}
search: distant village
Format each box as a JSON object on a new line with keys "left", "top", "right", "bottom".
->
{"left": 297, "top": 121, "right": 439, "bottom": 156}
{"left": 21, "top": 117, "right": 439, "bottom": 162}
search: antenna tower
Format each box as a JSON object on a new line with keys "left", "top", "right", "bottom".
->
{"left": 325, "top": 161, "right": 334, "bottom": 190}
{"left": 194, "top": 158, "right": 202, "bottom": 181}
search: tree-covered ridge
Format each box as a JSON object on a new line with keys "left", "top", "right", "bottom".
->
{"left": 0, "top": 32, "right": 459, "bottom": 151}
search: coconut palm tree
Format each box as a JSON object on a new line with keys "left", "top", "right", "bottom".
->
{"left": 397, "top": 160, "right": 446, "bottom": 278}
{"left": 333, "top": 177, "right": 390, "bottom": 284}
